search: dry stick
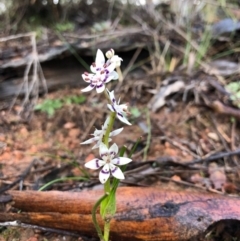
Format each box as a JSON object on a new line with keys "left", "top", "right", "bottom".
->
{"left": 0, "top": 32, "right": 35, "bottom": 42}
{"left": 21, "top": 33, "right": 47, "bottom": 111}
{"left": 209, "top": 113, "right": 230, "bottom": 152}
{"left": 3, "top": 32, "right": 47, "bottom": 114}
{"left": 185, "top": 149, "right": 240, "bottom": 165}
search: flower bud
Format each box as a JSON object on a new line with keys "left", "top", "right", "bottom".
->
{"left": 110, "top": 55, "right": 123, "bottom": 67}
{"left": 106, "top": 49, "right": 115, "bottom": 59}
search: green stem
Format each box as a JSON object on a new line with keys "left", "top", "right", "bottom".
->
{"left": 92, "top": 193, "right": 109, "bottom": 241}
{"left": 103, "top": 113, "right": 116, "bottom": 148}
{"left": 104, "top": 220, "right": 111, "bottom": 241}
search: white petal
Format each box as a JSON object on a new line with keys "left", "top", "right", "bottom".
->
{"left": 109, "top": 143, "right": 118, "bottom": 157}
{"left": 82, "top": 73, "right": 94, "bottom": 82}
{"left": 110, "top": 71, "right": 119, "bottom": 80}
{"left": 85, "top": 158, "right": 105, "bottom": 170}
{"left": 117, "top": 114, "right": 132, "bottom": 125}
{"left": 96, "top": 83, "right": 105, "bottom": 93}
{"left": 111, "top": 55, "right": 123, "bottom": 67}
{"left": 93, "top": 129, "right": 102, "bottom": 136}
{"left": 112, "top": 157, "right": 132, "bottom": 165}
{"left": 95, "top": 49, "right": 105, "bottom": 66}
{"left": 107, "top": 104, "right": 115, "bottom": 113}
{"left": 110, "top": 127, "right": 123, "bottom": 137}
{"left": 109, "top": 163, "right": 124, "bottom": 180}
{"left": 81, "top": 84, "right": 95, "bottom": 92}
{"left": 99, "top": 143, "right": 109, "bottom": 156}
{"left": 107, "top": 90, "right": 116, "bottom": 103}
{"left": 106, "top": 62, "right": 116, "bottom": 72}
{"left": 81, "top": 137, "right": 97, "bottom": 145}
{"left": 90, "top": 65, "right": 97, "bottom": 73}
{"left": 99, "top": 164, "right": 110, "bottom": 184}
{"left": 104, "top": 72, "right": 119, "bottom": 83}
{"left": 103, "top": 116, "right": 111, "bottom": 129}
{"left": 118, "top": 104, "right": 128, "bottom": 110}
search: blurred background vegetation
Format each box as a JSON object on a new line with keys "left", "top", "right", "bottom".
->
{"left": 0, "top": 0, "right": 240, "bottom": 35}
{"left": 1, "top": 0, "right": 240, "bottom": 88}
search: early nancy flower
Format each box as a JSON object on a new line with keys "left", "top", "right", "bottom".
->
{"left": 107, "top": 90, "right": 131, "bottom": 125}
{"left": 81, "top": 49, "right": 118, "bottom": 93}
{"left": 81, "top": 116, "right": 123, "bottom": 149}
{"left": 85, "top": 143, "right": 132, "bottom": 184}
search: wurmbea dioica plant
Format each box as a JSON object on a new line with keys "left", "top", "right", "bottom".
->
{"left": 81, "top": 49, "right": 133, "bottom": 241}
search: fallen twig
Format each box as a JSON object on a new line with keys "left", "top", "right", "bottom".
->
{"left": 185, "top": 149, "right": 240, "bottom": 165}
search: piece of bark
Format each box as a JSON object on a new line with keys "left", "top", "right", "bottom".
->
{"left": 1, "top": 187, "right": 240, "bottom": 241}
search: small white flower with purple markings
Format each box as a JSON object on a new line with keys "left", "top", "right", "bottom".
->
{"left": 84, "top": 143, "right": 132, "bottom": 184}
{"left": 81, "top": 49, "right": 118, "bottom": 93}
{"left": 107, "top": 90, "right": 131, "bottom": 125}
{"left": 81, "top": 117, "right": 123, "bottom": 149}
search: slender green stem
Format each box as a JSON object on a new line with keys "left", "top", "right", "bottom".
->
{"left": 103, "top": 112, "right": 116, "bottom": 148}
{"left": 92, "top": 193, "right": 109, "bottom": 241}
{"left": 104, "top": 220, "right": 111, "bottom": 241}
{"left": 38, "top": 176, "right": 88, "bottom": 191}
{"left": 129, "top": 137, "right": 142, "bottom": 158}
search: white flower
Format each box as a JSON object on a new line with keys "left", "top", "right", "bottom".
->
{"left": 81, "top": 49, "right": 118, "bottom": 93}
{"left": 85, "top": 143, "right": 132, "bottom": 184}
{"left": 107, "top": 90, "right": 131, "bottom": 125}
{"left": 81, "top": 117, "right": 123, "bottom": 149}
